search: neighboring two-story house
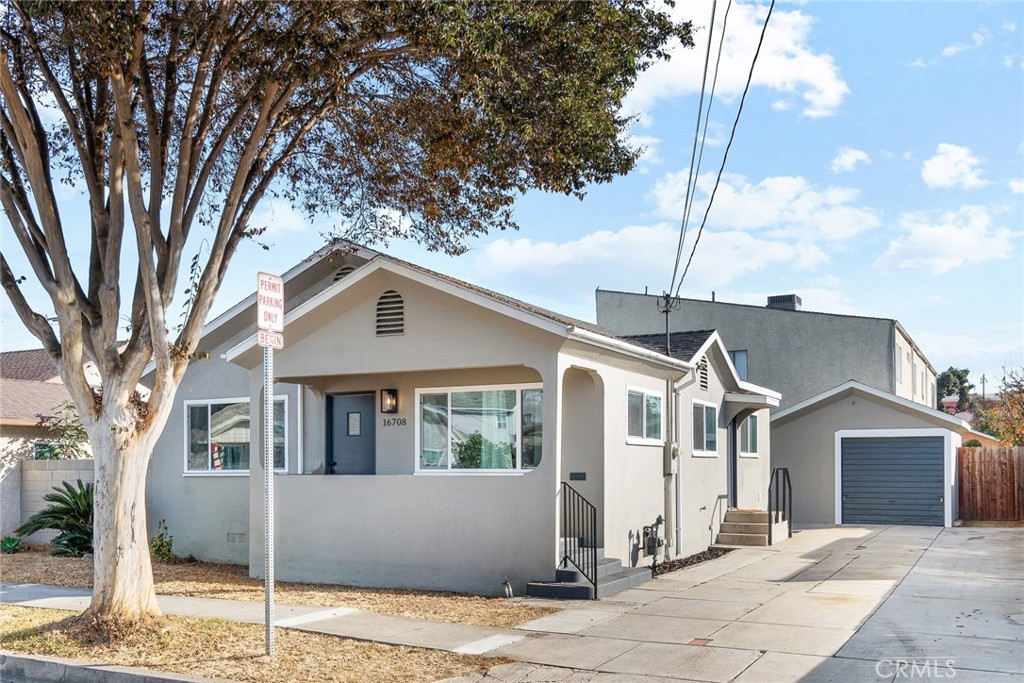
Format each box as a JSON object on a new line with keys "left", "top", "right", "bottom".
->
{"left": 596, "top": 290, "right": 969, "bottom": 529}
{"left": 595, "top": 291, "right": 937, "bottom": 409}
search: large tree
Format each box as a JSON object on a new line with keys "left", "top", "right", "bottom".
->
{"left": 0, "top": 1, "right": 690, "bottom": 631}
{"left": 937, "top": 366, "right": 974, "bottom": 413}
{"left": 973, "top": 368, "right": 1024, "bottom": 446}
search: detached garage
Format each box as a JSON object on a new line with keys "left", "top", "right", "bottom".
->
{"left": 771, "top": 381, "right": 970, "bottom": 527}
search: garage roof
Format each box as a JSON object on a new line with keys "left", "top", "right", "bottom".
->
{"left": 771, "top": 379, "right": 970, "bottom": 432}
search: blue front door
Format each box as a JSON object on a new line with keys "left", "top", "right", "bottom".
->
{"left": 328, "top": 393, "right": 376, "bottom": 475}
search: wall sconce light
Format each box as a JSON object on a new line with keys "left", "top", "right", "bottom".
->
{"left": 381, "top": 389, "right": 399, "bottom": 414}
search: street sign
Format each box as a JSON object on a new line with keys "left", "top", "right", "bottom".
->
{"left": 256, "top": 272, "right": 283, "bottom": 658}
{"left": 258, "top": 330, "right": 284, "bottom": 350}
{"left": 257, "top": 272, "right": 284, "bottom": 332}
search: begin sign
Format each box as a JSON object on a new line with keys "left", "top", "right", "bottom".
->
{"left": 258, "top": 329, "right": 284, "bottom": 350}
{"left": 257, "top": 272, "right": 284, "bottom": 333}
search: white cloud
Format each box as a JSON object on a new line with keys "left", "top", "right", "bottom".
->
{"left": 625, "top": 133, "right": 662, "bottom": 170}
{"left": 650, "top": 170, "right": 880, "bottom": 241}
{"left": 830, "top": 147, "right": 870, "bottom": 174}
{"left": 875, "top": 205, "right": 1016, "bottom": 274}
{"left": 1003, "top": 55, "right": 1018, "bottom": 69}
{"left": 623, "top": 0, "right": 848, "bottom": 125}
{"left": 921, "top": 143, "right": 988, "bottom": 189}
{"left": 1009, "top": 179, "right": 1024, "bottom": 194}
{"left": 941, "top": 29, "right": 989, "bottom": 58}
{"left": 771, "top": 100, "right": 793, "bottom": 111}
{"left": 916, "top": 324, "right": 1024, "bottom": 380}
{"left": 906, "top": 58, "right": 929, "bottom": 68}
{"left": 474, "top": 223, "right": 829, "bottom": 298}
{"left": 926, "top": 295, "right": 945, "bottom": 304}
{"left": 249, "top": 200, "right": 309, "bottom": 234}
{"left": 1002, "top": 21, "right": 1016, "bottom": 32}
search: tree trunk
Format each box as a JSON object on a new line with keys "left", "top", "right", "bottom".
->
{"left": 85, "top": 422, "right": 161, "bottom": 621}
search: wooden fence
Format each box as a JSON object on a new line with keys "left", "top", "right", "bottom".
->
{"left": 957, "top": 447, "right": 1024, "bottom": 521}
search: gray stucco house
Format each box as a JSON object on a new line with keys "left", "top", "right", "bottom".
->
{"left": 145, "top": 244, "right": 780, "bottom": 597}
{"left": 595, "top": 290, "right": 938, "bottom": 409}
{"left": 596, "top": 290, "right": 967, "bottom": 529}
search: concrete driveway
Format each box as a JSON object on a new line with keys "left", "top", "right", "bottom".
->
{"left": 476, "top": 526, "right": 1024, "bottom": 682}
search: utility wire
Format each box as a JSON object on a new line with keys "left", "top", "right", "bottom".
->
{"left": 668, "top": 0, "right": 718, "bottom": 297}
{"left": 675, "top": 0, "right": 775, "bottom": 298}
{"left": 679, "top": 0, "right": 734, "bottom": 267}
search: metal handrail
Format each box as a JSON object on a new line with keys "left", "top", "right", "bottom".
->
{"left": 767, "top": 467, "right": 793, "bottom": 546}
{"left": 560, "top": 482, "right": 598, "bottom": 599}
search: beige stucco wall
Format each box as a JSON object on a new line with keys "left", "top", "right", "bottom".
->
{"left": 1, "top": 425, "right": 48, "bottom": 537}
{"left": 771, "top": 392, "right": 958, "bottom": 526}
{"left": 893, "top": 329, "right": 936, "bottom": 407}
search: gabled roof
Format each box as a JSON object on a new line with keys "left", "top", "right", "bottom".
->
{"left": 0, "top": 377, "right": 70, "bottom": 426}
{"left": 0, "top": 348, "right": 59, "bottom": 382}
{"left": 771, "top": 379, "right": 970, "bottom": 432}
{"left": 621, "top": 330, "right": 717, "bottom": 364}
{"left": 224, "top": 254, "right": 695, "bottom": 373}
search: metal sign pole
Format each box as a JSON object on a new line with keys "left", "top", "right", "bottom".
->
{"left": 264, "top": 344, "right": 275, "bottom": 657}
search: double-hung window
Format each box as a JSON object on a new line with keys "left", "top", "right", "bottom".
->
{"left": 692, "top": 400, "right": 718, "bottom": 456}
{"left": 739, "top": 414, "right": 759, "bottom": 456}
{"left": 417, "top": 384, "right": 542, "bottom": 472}
{"left": 627, "top": 388, "right": 663, "bottom": 444}
{"left": 185, "top": 397, "right": 286, "bottom": 473}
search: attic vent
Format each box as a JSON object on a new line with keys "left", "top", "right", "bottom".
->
{"left": 333, "top": 265, "right": 356, "bottom": 282}
{"left": 699, "top": 357, "right": 709, "bottom": 391}
{"left": 375, "top": 290, "right": 404, "bottom": 336}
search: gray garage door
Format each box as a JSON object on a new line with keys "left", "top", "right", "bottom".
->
{"left": 841, "top": 436, "right": 944, "bottom": 525}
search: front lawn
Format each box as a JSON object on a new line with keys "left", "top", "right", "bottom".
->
{"left": 0, "top": 548, "right": 556, "bottom": 629}
{"left": 0, "top": 605, "right": 505, "bottom": 683}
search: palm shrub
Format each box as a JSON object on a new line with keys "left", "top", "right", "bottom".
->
{"left": 16, "top": 479, "right": 94, "bottom": 557}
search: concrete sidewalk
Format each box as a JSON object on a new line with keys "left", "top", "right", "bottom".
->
{"left": 451, "top": 525, "right": 1024, "bottom": 682}
{"left": 0, "top": 582, "right": 525, "bottom": 656}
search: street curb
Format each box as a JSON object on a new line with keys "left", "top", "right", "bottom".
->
{"left": 0, "top": 651, "right": 233, "bottom": 683}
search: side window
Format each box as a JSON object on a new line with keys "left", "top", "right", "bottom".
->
{"left": 739, "top": 414, "right": 759, "bottom": 455}
{"left": 692, "top": 401, "right": 718, "bottom": 455}
{"left": 627, "top": 389, "right": 663, "bottom": 443}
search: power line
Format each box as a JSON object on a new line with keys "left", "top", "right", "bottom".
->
{"left": 679, "top": 0, "right": 734, "bottom": 274}
{"left": 675, "top": 0, "right": 776, "bottom": 298}
{"left": 668, "top": 0, "right": 718, "bottom": 297}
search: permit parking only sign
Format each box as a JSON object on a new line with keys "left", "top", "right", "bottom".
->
{"left": 257, "top": 272, "right": 284, "bottom": 348}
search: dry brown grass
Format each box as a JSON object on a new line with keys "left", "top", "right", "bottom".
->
{"left": 0, "top": 604, "right": 506, "bottom": 683}
{"left": 0, "top": 549, "right": 557, "bottom": 629}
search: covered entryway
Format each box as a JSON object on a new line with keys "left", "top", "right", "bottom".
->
{"left": 840, "top": 436, "right": 944, "bottom": 525}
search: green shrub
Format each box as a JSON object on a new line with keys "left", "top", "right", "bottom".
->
{"left": 1, "top": 536, "right": 22, "bottom": 554}
{"left": 963, "top": 439, "right": 983, "bottom": 448}
{"left": 150, "top": 519, "right": 176, "bottom": 563}
{"left": 15, "top": 479, "right": 93, "bottom": 557}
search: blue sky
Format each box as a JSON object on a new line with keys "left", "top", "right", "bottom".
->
{"left": 2, "top": 0, "right": 1022, "bottom": 391}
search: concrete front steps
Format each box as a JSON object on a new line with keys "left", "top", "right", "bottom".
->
{"left": 714, "top": 509, "right": 789, "bottom": 547}
{"left": 526, "top": 547, "right": 652, "bottom": 599}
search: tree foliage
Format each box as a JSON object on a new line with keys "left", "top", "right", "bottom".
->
{"left": 973, "top": 368, "right": 1024, "bottom": 447}
{"left": 0, "top": 0, "right": 692, "bottom": 625}
{"left": 36, "top": 400, "right": 90, "bottom": 459}
{"left": 937, "top": 367, "right": 974, "bottom": 413}
{"left": 15, "top": 479, "right": 94, "bottom": 557}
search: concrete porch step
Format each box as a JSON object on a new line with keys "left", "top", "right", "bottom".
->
{"left": 723, "top": 509, "right": 770, "bottom": 524}
{"left": 720, "top": 521, "right": 770, "bottom": 534}
{"left": 716, "top": 532, "right": 769, "bottom": 546}
{"left": 527, "top": 561, "right": 651, "bottom": 600}
{"left": 555, "top": 556, "right": 622, "bottom": 582}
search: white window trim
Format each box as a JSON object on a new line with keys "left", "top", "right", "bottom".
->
{"left": 738, "top": 413, "right": 759, "bottom": 458}
{"left": 183, "top": 395, "right": 288, "bottom": 476}
{"left": 691, "top": 398, "right": 719, "bottom": 458}
{"left": 414, "top": 383, "right": 542, "bottom": 475}
{"left": 833, "top": 428, "right": 956, "bottom": 527}
{"left": 625, "top": 386, "right": 665, "bottom": 446}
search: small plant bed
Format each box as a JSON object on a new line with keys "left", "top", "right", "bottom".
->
{"left": 652, "top": 547, "right": 735, "bottom": 577}
{"left": 0, "top": 548, "right": 557, "bottom": 629}
{"left": 0, "top": 605, "right": 506, "bottom": 683}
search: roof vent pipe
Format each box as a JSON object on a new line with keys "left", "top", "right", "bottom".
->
{"left": 766, "top": 294, "right": 802, "bottom": 311}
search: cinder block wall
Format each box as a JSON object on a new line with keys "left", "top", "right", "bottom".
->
{"left": 19, "top": 459, "right": 95, "bottom": 544}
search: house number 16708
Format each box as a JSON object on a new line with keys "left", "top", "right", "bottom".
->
{"left": 382, "top": 417, "right": 407, "bottom": 427}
